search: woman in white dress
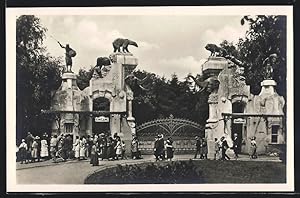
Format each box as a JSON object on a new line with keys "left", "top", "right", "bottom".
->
{"left": 31, "top": 139, "right": 38, "bottom": 162}
{"left": 79, "top": 136, "right": 87, "bottom": 160}
{"left": 115, "top": 137, "right": 122, "bottom": 160}
{"left": 40, "top": 137, "right": 49, "bottom": 159}
{"left": 73, "top": 136, "right": 80, "bottom": 160}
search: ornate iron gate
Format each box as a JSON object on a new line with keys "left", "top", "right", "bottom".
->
{"left": 136, "top": 115, "right": 205, "bottom": 154}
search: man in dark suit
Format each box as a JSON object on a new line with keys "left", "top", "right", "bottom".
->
{"left": 157, "top": 134, "right": 165, "bottom": 160}
{"left": 194, "top": 136, "right": 201, "bottom": 159}
{"left": 221, "top": 136, "right": 230, "bottom": 160}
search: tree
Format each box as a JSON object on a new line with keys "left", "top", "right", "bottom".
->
{"left": 238, "top": 15, "right": 286, "bottom": 97}
{"left": 16, "top": 15, "right": 63, "bottom": 141}
{"left": 219, "top": 40, "right": 239, "bottom": 57}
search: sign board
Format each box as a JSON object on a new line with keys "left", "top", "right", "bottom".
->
{"left": 95, "top": 116, "right": 109, "bottom": 123}
{"left": 233, "top": 118, "right": 246, "bottom": 124}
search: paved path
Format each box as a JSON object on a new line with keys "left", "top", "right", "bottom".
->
{"left": 16, "top": 154, "right": 281, "bottom": 184}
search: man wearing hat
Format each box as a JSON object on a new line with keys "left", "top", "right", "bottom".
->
{"left": 25, "top": 132, "right": 34, "bottom": 162}
{"left": 35, "top": 136, "right": 41, "bottom": 162}
{"left": 157, "top": 134, "right": 165, "bottom": 160}
{"left": 194, "top": 136, "right": 201, "bottom": 159}
{"left": 220, "top": 136, "right": 230, "bottom": 160}
{"left": 18, "top": 139, "right": 28, "bottom": 164}
{"left": 154, "top": 135, "right": 160, "bottom": 161}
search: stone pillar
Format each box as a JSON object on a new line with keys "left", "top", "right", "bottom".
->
{"left": 51, "top": 72, "right": 80, "bottom": 139}
{"left": 122, "top": 117, "right": 135, "bottom": 155}
{"left": 260, "top": 79, "right": 277, "bottom": 96}
{"left": 206, "top": 92, "right": 219, "bottom": 160}
{"left": 259, "top": 79, "right": 285, "bottom": 146}
{"left": 110, "top": 114, "right": 121, "bottom": 136}
{"left": 86, "top": 116, "right": 93, "bottom": 137}
{"left": 118, "top": 54, "right": 138, "bottom": 155}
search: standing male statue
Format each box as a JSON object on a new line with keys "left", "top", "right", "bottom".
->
{"left": 262, "top": 53, "right": 278, "bottom": 80}
{"left": 58, "top": 42, "right": 76, "bottom": 72}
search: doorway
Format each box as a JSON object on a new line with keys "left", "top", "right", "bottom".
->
{"left": 231, "top": 101, "right": 245, "bottom": 153}
{"left": 92, "top": 97, "right": 110, "bottom": 135}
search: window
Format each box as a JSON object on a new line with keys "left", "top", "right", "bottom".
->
{"left": 271, "top": 125, "right": 280, "bottom": 143}
{"left": 65, "top": 123, "right": 74, "bottom": 134}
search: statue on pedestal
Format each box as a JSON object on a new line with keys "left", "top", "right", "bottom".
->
{"left": 262, "top": 53, "right": 278, "bottom": 80}
{"left": 112, "top": 38, "right": 138, "bottom": 53}
{"left": 58, "top": 41, "right": 76, "bottom": 72}
{"left": 92, "top": 57, "right": 111, "bottom": 78}
{"left": 205, "top": 44, "right": 228, "bottom": 57}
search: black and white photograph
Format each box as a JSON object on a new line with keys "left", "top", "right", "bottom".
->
{"left": 6, "top": 6, "right": 294, "bottom": 192}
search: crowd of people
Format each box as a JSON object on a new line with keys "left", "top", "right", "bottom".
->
{"left": 17, "top": 131, "right": 143, "bottom": 166}
{"left": 212, "top": 133, "right": 257, "bottom": 160}
{"left": 17, "top": 131, "right": 258, "bottom": 165}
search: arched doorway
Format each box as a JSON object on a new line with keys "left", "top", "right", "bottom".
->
{"left": 92, "top": 97, "right": 110, "bottom": 135}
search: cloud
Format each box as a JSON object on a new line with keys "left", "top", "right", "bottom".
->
{"left": 151, "top": 56, "right": 206, "bottom": 80}
{"left": 39, "top": 15, "right": 247, "bottom": 76}
{"left": 75, "top": 19, "right": 124, "bottom": 51}
{"left": 202, "top": 25, "right": 247, "bottom": 45}
{"left": 138, "top": 41, "right": 159, "bottom": 51}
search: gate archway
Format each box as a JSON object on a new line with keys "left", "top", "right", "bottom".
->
{"left": 136, "top": 115, "right": 205, "bottom": 154}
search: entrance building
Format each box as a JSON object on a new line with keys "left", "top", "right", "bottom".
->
{"left": 202, "top": 56, "right": 285, "bottom": 159}
{"left": 49, "top": 53, "right": 138, "bottom": 154}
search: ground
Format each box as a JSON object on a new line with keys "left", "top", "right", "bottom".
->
{"left": 16, "top": 154, "right": 282, "bottom": 184}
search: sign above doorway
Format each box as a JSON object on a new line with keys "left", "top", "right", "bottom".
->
{"left": 95, "top": 116, "right": 109, "bottom": 123}
{"left": 233, "top": 118, "right": 246, "bottom": 124}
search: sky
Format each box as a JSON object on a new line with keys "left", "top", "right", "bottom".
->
{"left": 38, "top": 15, "right": 248, "bottom": 80}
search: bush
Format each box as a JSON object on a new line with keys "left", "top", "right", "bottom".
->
{"left": 85, "top": 160, "right": 204, "bottom": 184}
